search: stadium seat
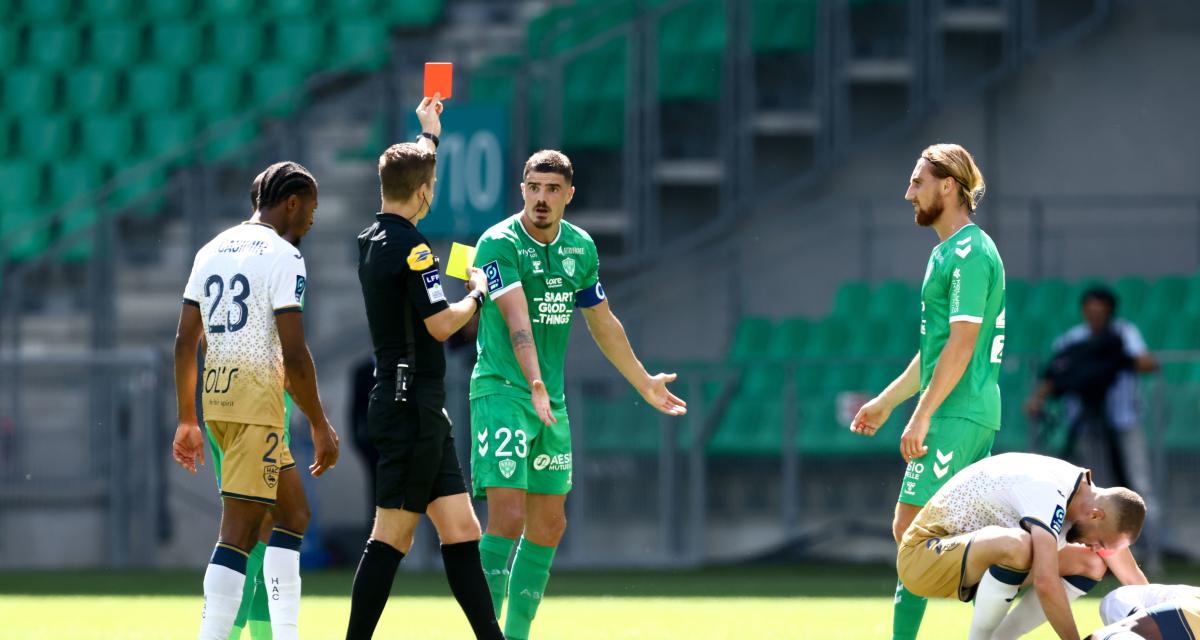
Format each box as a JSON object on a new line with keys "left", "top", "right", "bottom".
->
{"left": 752, "top": 0, "right": 818, "bottom": 54}
{"left": 739, "top": 363, "right": 785, "bottom": 399}
{"left": 211, "top": 21, "right": 266, "bottom": 66}
{"left": 710, "top": 399, "right": 782, "bottom": 455}
{"left": 337, "top": 0, "right": 377, "bottom": 16}
{"left": 87, "top": 23, "right": 144, "bottom": 69}
{"left": 17, "top": 0, "right": 72, "bottom": 22}
{"left": 387, "top": 0, "right": 445, "bottom": 25}
{"left": 0, "top": 161, "right": 43, "bottom": 209}
{"left": 0, "top": 117, "right": 11, "bottom": 158}
{"left": 1005, "top": 277, "right": 1030, "bottom": 316}
{"left": 144, "top": 0, "right": 194, "bottom": 19}
{"left": 3, "top": 68, "right": 58, "bottom": 114}
{"left": 109, "top": 167, "right": 168, "bottom": 215}
{"left": 0, "top": 25, "right": 18, "bottom": 67}
{"left": 126, "top": 65, "right": 182, "bottom": 112}
{"left": 82, "top": 0, "right": 134, "bottom": 19}
{"left": 188, "top": 66, "right": 246, "bottom": 115}
{"left": 57, "top": 206, "right": 99, "bottom": 262}
{"left": 81, "top": 115, "right": 136, "bottom": 161}
{"left": 209, "top": 0, "right": 255, "bottom": 17}
{"left": 1113, "top": 276, "right": 1148, "bottom": 314}
{"left": 18, "top": 115, "right": 76, "bottom": 160}
{"left": 25, "top": 24, "right": 83, "bottom": 68}
{"left": 251, "top": 64, "right": 305, "bottom": 116}
{"left": 766, "top": 317, "right": 809, "bottom": 360}
{"left": 0, "top": 208, "right": 51, "bottom": 261}
{"left": 204, "top": 118, "right": 259, "bottom": 162}
{"left": 140, "top": 112, "right": 198, "bottom": 160}
{"left": 1141, "top": 275, "right": 1188, "bottom": 324}
{"left": 801, "top": 317, "right": 849, "bottom": 358}
{"left": 1004, "top": 316, "right": 1045, "bottom": 356}
{"left": 65, "top": 67, "right": 120, "bottom": 113}
{"left": 655, "top": 0, "right": 726, "bottom": 101}
{"left": 269, "top": 0, "right": 314, "bottom": 17}
{"left": 1163, "top": 390, "right": 1200, "bottom": 451}
{"left": 1027, "top": 279, "right": 1070, "bottom": 327}
{"left": 865, "top": 280, "right": 915, "bottom": 320}
{"left": 270, "top": 20, "right": 328, "bottom": 70}
{"left": 50, "top": 160, "right": 106, "bottom": 208}
{"left": 332, "top": 20, "right": 390, "bottom": 70}
{"left": 830, "top": 280, "right": 870, "bottom": 318}
{"left": 729, "top": 316, "right": 773, "bottom": 362}
{"left": 843, "top": 318, "right": 890, "bottom": 357}
{"left": 150, "top": 23, "right": 205, "bottom": 67}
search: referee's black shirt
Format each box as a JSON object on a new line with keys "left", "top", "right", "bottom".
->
{"left": 357, "top": 213, "right": 450, "bottom": 407}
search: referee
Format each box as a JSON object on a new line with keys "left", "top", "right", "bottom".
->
{"left": 344, "top": 95, "right": 503, "bottom": 639}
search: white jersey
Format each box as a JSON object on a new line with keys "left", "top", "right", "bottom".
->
{"left": 1100, "top": 584, "right": 1200, "bottom": 625}
{"left": 907, "top": 453, "right": 1088, "bottom": 550}
{"left": 183, "top": 222, "right": 306, "bottom": 427}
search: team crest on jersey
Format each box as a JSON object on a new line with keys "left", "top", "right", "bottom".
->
{"left": 263, "top": 464, "right": 279, "bottom": 489}
{"left": 295, "top": 275, "right": 306, "bottom": 303}
{"left": 407, "top": 244, "right": 435, "bottom": 271}
{"left": 562, "top": 257, "right": 576, "bottom": 277}
{"left": 498, "top": 458, "right": 517, "bottom": 479}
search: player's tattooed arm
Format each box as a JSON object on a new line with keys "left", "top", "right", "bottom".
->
{"left": 494, "top": 287, "right": 556, "bottom": 426}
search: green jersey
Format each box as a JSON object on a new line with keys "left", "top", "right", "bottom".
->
{"left": 918, "top": 223, "right": 1006, "bottom": 430}
{"left": 470, "top": 214, "right": 603, "bottom": 405}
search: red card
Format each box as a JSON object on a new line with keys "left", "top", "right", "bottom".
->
{"left": 424, "top": 62, "right": 453, "bottom": 100}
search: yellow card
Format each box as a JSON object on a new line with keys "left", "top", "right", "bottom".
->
{"left": 446, "top": 242, "right": 476, "bottom": 280}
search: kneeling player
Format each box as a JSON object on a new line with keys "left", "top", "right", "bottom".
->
{"left": 1088, "top": 589, "right": 1200, "bottom": 640}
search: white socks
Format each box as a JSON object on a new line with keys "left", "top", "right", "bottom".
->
{"left": 969, "top": 566, "right": 1028, "bottom": 640}
{"left": 264, "top": 543, "right": 302, "bottom": 640}
{"left": 198, "top": 562, "right": 245, "bottom": 640}
{"left": 993, "top": 576, "right": 1093, "bottom": 639}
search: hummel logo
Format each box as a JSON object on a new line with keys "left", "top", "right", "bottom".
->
{"left": 477, "top": 429, "right": 489, "bottom": 456}
{"left": 956, "top": 236, "right": 972, "bottom": 245}
{"left": 933, "top": 449, "right": 952, "bottom": 478}
{"left": 955, "top": 245, "right": 973, "bottom": 259}
{"left": 936, "top": 450, "right": 954, "bottom": 465}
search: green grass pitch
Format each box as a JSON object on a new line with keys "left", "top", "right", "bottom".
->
{"left": 3, "top": 564, "right": 1189, "bottom": 639}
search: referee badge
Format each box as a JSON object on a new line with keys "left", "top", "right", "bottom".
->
{"left": 407, "top": 243, "right": 435, "bottom": 271}
{"left": 498, "top": 459, "right": 517, "bottom": 479}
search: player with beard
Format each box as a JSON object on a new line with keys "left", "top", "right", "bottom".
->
{"left": 850, "top": 144, "right": 1004, "bottom": 640}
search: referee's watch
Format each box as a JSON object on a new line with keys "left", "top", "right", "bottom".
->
{"left": 468, "top": 289, "right": 485, "bottom": 310}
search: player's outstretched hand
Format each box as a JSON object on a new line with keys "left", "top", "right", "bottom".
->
{"left": 531, "top": 379, "right": 557, "bottom": 427}
{"left": 899, "top": 414, "right": 931, "bottom": 463}
{"left": 416, "top": 93, "right": 444, "bottom": 138}
{"left": 850, "top": 396, "right": 892, "bottom": 437}
{"left": 309, "top": 420, "right": 340, "bottom": 477}
{"left": 641, "top": 372, "right": 687, "bottom": 416}
{"left": 172, "top": 422, "right": 205, "bottom": 474}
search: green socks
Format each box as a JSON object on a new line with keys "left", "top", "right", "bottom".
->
{"left": 504, "top": 538, "right": 556, "bottom": 640}
{"left": 247, "top": 547, "right": 273, "bottom": 640}
{"left": 479, "top": 533, "right": 516, "bottom": 618}
{"left": 892, "top": 579, "right": 928, "bottom": 640}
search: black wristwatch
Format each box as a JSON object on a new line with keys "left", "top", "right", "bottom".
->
{"left": 419, "top": 131, "right": 440, "bottom": 148}
{"left": 468, "top": 289, "right": 485, "bottom": 310}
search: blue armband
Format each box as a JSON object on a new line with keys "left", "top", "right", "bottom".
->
{"left": 576, "top": 281, "right": 606, "bottom": 308}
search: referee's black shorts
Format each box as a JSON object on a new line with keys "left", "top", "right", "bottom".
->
{"left": 366, "top": 384, "right": 466, "bottom": 513}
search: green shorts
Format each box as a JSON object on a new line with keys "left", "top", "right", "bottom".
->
{"left": 469, "top": 394, "right": 572, "bottom": 499}
{"left": 898, "top": 417, "right": 995, "bottom": 507}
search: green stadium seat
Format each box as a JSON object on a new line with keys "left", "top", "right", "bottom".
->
{"left": 525, "top": 5, "right": 574, "bottom": 57}
{"left": 110, "top": 167, "right": 168, "bottom": 215}
{"left": 752, "top": 0, "right": 817, "bottom": 53}
{"left": 825, "top": 362, "right": 867, "bottom": 393}
{"left": 1163, "top": 389, "right": 1200, "bottom": 452}
{"left": 57, "top": 206, "right": 99, "bottom": 262}
{"left": 17, "top": 0, "right": 72, "bottom": 22}
{"left": 1135, "top": 315, "right": 1167, "bottom": 351}
{"left": 251, "top": 64, "right": 305, "bottom": 116}
{"left": 189, "top": 66, "right": 246, "bottom": 115}
{"left": 766, "top": 317, "right": 809, "bottom": 360}
{"left": 710, "top": 399, "right": 782, "bottom": 455}
{"left": 1160, "top": 319, "right": 1200, "bottom": 351}
{"left": 1112, "top": 276, "right": 1147, "bottom": 314}
{"left": 150, "top": 23, "right": 205, "bottom": 67}
{"left": 144, "top": 0, "right": 194, "bottom": 19}
{"left": 141, "top": 112, "right": 198, "bottom": 160}
{"left": 729, "top": 316, "right": 773, "bottom": 362}
{"left": 469, "top": 54, "right": 521, "bottom": 105}
{"left": 332, "top": 20, "right": 390, "bottom": 70}
{"left": 65, "top": 67, "right": 120, "bottom": 113}
{"left": 0, "top": 161, "right": 42, "bottom": 209}
{"left": 656, "top": 0, "right": 726, "bottom": 101}
{"left": 18, "top": 115, "right": 76, "bottom": 160}
{"left": 209, "top": 0, "right": 255, "bottom": 16}
{"left": 269, "top": 20, "right": 328, "bottom": 70}
{"left": 739, "top": 363, "right": 785, "bottom": 399}
{"left": 1179, "top": 277, "right": 1200, "bottom": 316}
{"left": 0, "top": 208, "right": 51, "bottom": 262}
{"left": 126, "top": 65, "right": 181, "bottom": 112}
{"left": 1005, "top": 277, "right": 1030, "bottom": 316}
{"left": 1005, "top": 316, "right": 1045, "bottom": 356}
{"left": 211, "top": 21, "right": 266, "bottom": 66}
{"left": 25, "top": 24, "right": 83, "bottom": 68}
{"left": 82, "top": 0, "right": 134, "bottom": 19}
{"left": 269, "top": 0, "right": 313, "bottom": 16}
{"left": 830, "top": 280, "right": 870, "bottom": 318}
{"left": 50, "top": 160, "right": 106, "bottom": 208}
{"left": 866, "top": 280, "right": 915, "bottom": 320}
{"left": 0, "top": 117, "right": 11, "bottom": 158}
{"left": 1141, "top": 276, "right": 1189, "bottom": 324}
{"left": 88, "top": 23, "right": 144, "bottom": 69}
{"left": 387, "top": 0, "right": 444, "bottom": 25}
{"left": 337, "top": 0, "right": 377, "bottom": 16}
{"left": 801, "top": 317, "right": 849, "bottom": 358}
{"left": 0, "top": 25, "right": 18, "bottom": 67}
{"left": 843, "top": 318, "right": 889, "bottom": 357}
{"left": 204, "top": 118, "right": 259, "bottom": 162}
{"left": 81, "top": 115, "right": 136, "bottom": 161}
{"left": 1026, "top": 278, "right": 1069, "bottom": 325}
{"left": 4, "top": 68, "right": 58, "bottom": 114}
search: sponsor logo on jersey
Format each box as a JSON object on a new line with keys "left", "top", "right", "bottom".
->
{"left": 423, "top": 270, "right": 446, "bottom": 304}
{"left": 482, "top": 260, "right": 503, "bottom": 293}
{"left": 546, "top": 277, "right": 564, "bottom": 288}
{"left": 204, "top": 366, "right": 239, "bottom": 394}
{"left": 264, "top": 464, "right": 279, "bottom": 489}
{"left": 519, "top": 247, "right": 538, "bottom": 258}
{"left": 532, "top": 259, "right": 544, "bottom": 274}
{"left": 407, "top": 243, "right": 435, "bottom": 270}
{"left": 950, "top": 268, "right": 963, "bottom": 313}
{"left": 559, "top": 246, "right": 585, "bottom": 255}
{"left": 533, "top": 454, "right": 551, "bottom": 470}
{"left": 532, "top": 291, "right": 574, "bottom": 325}
{"left": 498, "top": 458, "right": 517, "bottom": 479}
{"left": 533, "top": 453, "right": 571, "bottom": 472}
{"left": 295, "top": 275, "right": 306, "bottom": 303}
{"left": 562, "top": 257, "right": 576, "bottom": 276}
{"left": 1050, "top": 505, "right": 1066, "bottom": 535}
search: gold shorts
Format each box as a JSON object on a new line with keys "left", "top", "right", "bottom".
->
{"left": 896, "top": 531, "right": 977, "bottom": 602}
{"left": 207, "top": 420, "right": 294, "bottom": 504}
